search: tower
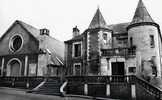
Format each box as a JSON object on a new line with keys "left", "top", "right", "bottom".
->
{"left": 87, "top": 8, "right": 112, "bottom": 75}
{"left": 127, "top": 0, "right": 161, "bottom": 77}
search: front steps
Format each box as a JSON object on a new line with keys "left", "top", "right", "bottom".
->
{"left": 32, "top": 78, "right": 62, "bottom": 96}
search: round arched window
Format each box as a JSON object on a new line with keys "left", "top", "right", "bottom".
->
{"left": 9, "top": 35, "right": 23, "bottom": 52}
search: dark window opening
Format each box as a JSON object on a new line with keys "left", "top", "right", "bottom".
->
{"left": 10, "top": 35, "right": 23, "bottom": 52}
{"left": 129, "top": 67, "right": 136, "bottom": 73}
{"left": 130, "top": 37, "right": 133, "bottom": 47}
{"left": 74, "top": 43, "right": 81, "bottom": 57}
{"left": 103, "top": 33, "right": 107, "bottom": 41}
{"left": 150, "top": 35, "right": 155, "bottom": 48}
{"left": 74, "top": 64, "right": 81, "bottom": 76}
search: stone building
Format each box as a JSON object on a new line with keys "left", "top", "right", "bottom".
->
{"left": 64, "top": 0, "right": 162, "bottom": 77}
{"left": 0, "top": 20, "right": 64, "bottom": 76}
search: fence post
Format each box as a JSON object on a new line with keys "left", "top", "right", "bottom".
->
{"left": 106, "top": 84, "right": 110, "bottom": 97}
{"left": 26, "top": 78, "right": 29, "bottom": 88}
{"left": 12, "top": 78, "right": 15, "bottom": 87}
{"left": 131, "top": 84, "right": 136, "bottom": 100}
{"left": 160, "top": 91, "right": 162, "bottom": 100}
{"left": 84, "top": 83, "right": 88, "bottom": 95}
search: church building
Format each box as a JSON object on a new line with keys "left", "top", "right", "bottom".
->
{"left": 64, "top": 0, "right": 162, "bottom": 77}
{"left": 0, "top": 20, "right": 64, "bottom": 77}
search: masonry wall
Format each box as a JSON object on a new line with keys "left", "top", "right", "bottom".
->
{"left": 65, "top": 39, "right": 86, "bottom": 75}
{"left": 0, "top": 22, "right": 40, "bottom": 76}
{"left": 0, "top": 23, "right": 39, "bottom": 55}
{"left": 0, "top": 54, "right": 38, "bottom": 76}
{"left": 128, "top": 25, "right": 161, "bottom": 77}
{"left": 88, "top": 29, "right": 100, "bottom": 75}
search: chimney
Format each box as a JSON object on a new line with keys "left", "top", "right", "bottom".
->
{"left": 73, "top": 26, "right": 80, "bottom": 37}
{"left": 40, "top": 28, "right": 50, "bottom": 36}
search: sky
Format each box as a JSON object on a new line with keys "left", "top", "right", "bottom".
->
{"left": 0, "top": 0, "right": 162, "bottom": 41}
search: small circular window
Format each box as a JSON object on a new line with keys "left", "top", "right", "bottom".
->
{"left": 9, "top": 35, "right": 23, "bottom": 52}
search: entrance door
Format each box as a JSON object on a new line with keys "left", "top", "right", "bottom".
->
{"left": 10, "top": 60, "right": 21, "bottom": 76}
{"left": 112, "top": 62, "right": 124, "bottom": 75}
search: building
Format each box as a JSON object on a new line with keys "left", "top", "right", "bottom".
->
{"left": 64, "top": 0, "right": 162, "bottom": 78}
{"left": 0, "top": 20, "right": 64, "bottom": 77}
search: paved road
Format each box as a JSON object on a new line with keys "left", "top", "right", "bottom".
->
{"left": 0, "top": 87, "right": 116, "bottom": 100}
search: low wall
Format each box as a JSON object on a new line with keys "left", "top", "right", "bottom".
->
{"left": 66, "top": 83, "right": 131, "bottom": 99}
{"left": 66, "top": 75, "right": 162, "bottom": 100}
{"left": 110, "top": 83, "right": 131, "bottom": 100}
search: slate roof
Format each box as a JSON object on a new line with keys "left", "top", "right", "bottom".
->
{"left": 130, "top": 0, "right": 154, "bottom": 25}
{"left": 88, "top": 8, "right": 108, "bottom": 29}
{"left": 18, "top": 20, "right": 40, "bottom": 38}
{"left": 17, "top": 20, "right": 64, "bottom": 66}
{"left": 39, "top": 35, "right": 64, "bottom": 66}
{"left": 108, "top": 23, "right": 129, "bottom": 34}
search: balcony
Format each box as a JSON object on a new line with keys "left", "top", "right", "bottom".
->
{"left": 101, "top": 46, "right": 136, "bottom": 57}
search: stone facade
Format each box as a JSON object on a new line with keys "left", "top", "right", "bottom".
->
{"left": 65, "top": 0, "right": 162, "bottom": 78}
{"left": 0, "top": 20, "right": 64, "bottom": 77}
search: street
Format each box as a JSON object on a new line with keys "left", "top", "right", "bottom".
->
{"left": 0, "top": 87, "right": 116, "bottom": 100}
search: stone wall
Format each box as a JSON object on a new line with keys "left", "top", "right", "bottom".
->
{"left": 0, "top": 23, "right": 39, "bottom": 55}
{"left": 88, "top": 29, "right": 100, "bottom": 75}
{"left": 128, "top": 25, "right": 161, "bottom": 77}
{"left": 110, "top": 83, "right": 131, "bottom": 100}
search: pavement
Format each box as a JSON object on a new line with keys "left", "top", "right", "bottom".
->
{"left": 0, "top": 87, "right": 118, "bottom": 100}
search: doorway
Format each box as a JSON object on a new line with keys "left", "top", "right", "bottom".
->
{"left": 7, "top": 59, "right": 21, "bottom": 76}
{"left": 111, "top": 62, "right": 125, "bottom": 75}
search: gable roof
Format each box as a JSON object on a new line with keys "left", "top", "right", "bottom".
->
{"left": 18, "top": 20, "right": 40, "bottom": 38}
{"left": 130, "top": 0, "right": 154, "bottom": 25}
{"left": 88, "top": 8, "right": 108, "bottom": 29}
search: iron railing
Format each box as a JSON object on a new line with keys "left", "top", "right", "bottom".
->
{"left": 101, "top": 47, "right": 136, "bottom": 57}
{"left": 66, "top": 75, "right": 135, "bottom": 83}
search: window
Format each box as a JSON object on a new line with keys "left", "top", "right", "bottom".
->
{"left": 73, "top": 63, "right": 81, "bottom": 76}
{"left": 103, "top": 33, "right": 107, "bottom": 41}
{"left": 73, "top": 42, "right": 82, "bottom": 57}
{"left": 130, "top": 37, "right": 133, "bottom": 47}
{"left": 128, "top": 67, "right": 136, "bottom": 73}
{"left": 9, "top": 35, "right": 23, "bottom": 52}
{"left": 150, "top": 35, "right": 155, "bottom": 48}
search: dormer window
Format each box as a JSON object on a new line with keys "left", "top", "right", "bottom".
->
{"left": 73, "top": 42, "right": 82, "bottom": 57}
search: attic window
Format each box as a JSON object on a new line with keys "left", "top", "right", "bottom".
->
{"left": 9, "top": 35, "right": 23, "bottom": 52}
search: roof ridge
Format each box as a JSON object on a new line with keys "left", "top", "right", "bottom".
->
{"left": 17, "top": 20, "right": 40, "bottom": 38}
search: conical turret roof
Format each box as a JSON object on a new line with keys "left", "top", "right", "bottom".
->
{"left": 130, "top": 0, "right": 154, "bottom": 25}
{"left": 88, "top": 8, "right": 107, "bottom": 29}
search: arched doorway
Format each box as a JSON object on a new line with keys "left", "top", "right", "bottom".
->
{"left": 7, "top": 58, "right": 22, "bottom": 76}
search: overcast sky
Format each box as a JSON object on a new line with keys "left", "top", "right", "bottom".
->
{"left": 0, "top": 0, "right": 162, "bottom": 41}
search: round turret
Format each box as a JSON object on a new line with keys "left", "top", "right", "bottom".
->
{"left": 127, "top": 0, "right": 161, "bottom": 77}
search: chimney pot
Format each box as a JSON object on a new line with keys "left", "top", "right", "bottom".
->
{"left": 40, "top": 28, "right": 50, "bottom": 36}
